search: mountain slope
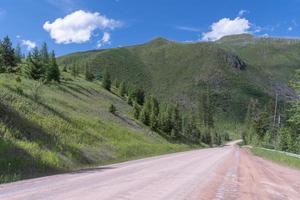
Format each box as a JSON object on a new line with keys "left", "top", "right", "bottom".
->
{"left": 59, "top": 34, "right": 299, "bottom": 121}
{"left": 0, "top": 73, "right": 190, "bottom": 183}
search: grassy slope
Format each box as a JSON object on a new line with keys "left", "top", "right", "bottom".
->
{"left": 251, "top": 147, "right": 300, "bottom": 170}
{"left": 59, "top": 35, "right": 300, "bottom": 122}
{"left": 0, "top": 72, "right": 192, "bottom": 183}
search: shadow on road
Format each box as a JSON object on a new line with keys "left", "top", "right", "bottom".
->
{"left": 70, "top": 166, "right": 115, "bottom": 174}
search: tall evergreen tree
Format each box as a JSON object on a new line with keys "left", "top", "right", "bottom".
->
{"left": 14, "top": 43, "right": 22, "bottom": 64}
{"left": 102, "top": 69, "right": 112, "bottom": 91}
{"left": 84, "top": 64, "right": 94, "bottom": 81}
{"left": 71, "top": 64, "right": 79, "bottom": 78}
{"left": 25, "top": 48, "right": 45, "bottom": 80}
{"left": 0, "top": 47, "right": 3, "bottom": 73}
{"left": 200, "top": 86, "right": 214, "bottom": 128}
{"left": 40, "top": 42, "right": 49, "bottom": 65}
{"left": 119, "top": 81, "right": 127, "bottom": 97}
{"left": 46, "top": 51, "right": 60, "bottom": 82}
{"left": 171, "top": 103, "right": 182, "bottom": 139}
{"left": 133, "top": 103, "right": 141, "bottom": 119}
{"left": 0, "top": 36, "right": 16, "bottom": 72}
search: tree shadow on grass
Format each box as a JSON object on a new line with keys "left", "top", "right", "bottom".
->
{"left": 63, "top": 82, "right": 92, "bottom": 98}
{"left": 0, "top": 100, "right": 107, "bottom": 178}
{"left": 3, "top": 85, "right": 72, "bottom": 124}
{"left": 55, "top": 84, "right": 85, "bottom": 101}
{"left": 0, "top": 139, "right": 61, "bottom": 184}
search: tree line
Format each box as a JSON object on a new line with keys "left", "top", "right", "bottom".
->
{"left": 243, "top": 72, "right": 300, "bottom": 154}
{"left": 0, "top": 36, "right": 60, "bottom": 83}
{"left": 102, "top": 71, "right": 228, "bottom": 146}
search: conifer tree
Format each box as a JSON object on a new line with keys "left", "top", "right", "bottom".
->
{"left": 119, "top": 81, "right": 126, "bottom": 97}
{"left": 0, "top": 36, "right": 16, "bottom": 72}
{"left": 25, "top": 48, "right": 44, "bottom": 80}
{"left": 71, "top": 65, "right": 77, "bottom": 78}
{"left": 139, "top": 107, "right": 149, "bottom": 125}
{"left": 109, "top": 104, "right": 116, "bottom": 114}
{"left": 171, "top": 103, "right": 182, "bottom": 139}
{"left": 84, "top": 64, "right": 94, "bottom": 81}
{"left": 102, "top": 69, "right": 112, "bottom": 91}
{"left": 46, "top": 51, "right": 60, "bottom": 82}
{"left": 0, "top": 48, "right": 3, "bottom": 73}
{"left": 14, "top": 43, "right": 22, "bottom": 64}
{"left": 40, "top": 42, "right": 49, "bottom": 65}
{"left": 133, "top": 103, "right": 141, "bottom": 119}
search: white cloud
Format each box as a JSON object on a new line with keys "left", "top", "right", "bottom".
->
{"left": 202, "top": 17, "right": 250, "bottom": 41}
{"left": 175, "top": 26, "right": 201, "bottom": 32}
{"left": 238, "top": 10, "right": 248, "bottom": 17}
{"left": 21, "top": 40, "right": 36, "bottom": 50}
{"left": 43, "top": 10, "right": 121, "bottom": 44}
{"left": 288, "top": 27, "right": 293, "bottom": 31}
{"left": 97, "top": 32, "right": 111, "bottom": 48}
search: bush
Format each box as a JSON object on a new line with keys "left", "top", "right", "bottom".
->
{"left": 31, "top": 82, "right": 43, "bottom": 102}
{"left": 109, "top": 104, "right": 116, "bottom": 114}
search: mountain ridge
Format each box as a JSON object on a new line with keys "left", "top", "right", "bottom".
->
{"left": 58, "top": 34, "right": 299, "bottom": 121}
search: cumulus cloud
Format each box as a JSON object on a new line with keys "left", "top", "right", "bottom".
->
{"left": 288, "top": 27, "right": 293, "bottom": 31}
{"left": 21, "top": 40, "right": 36, "bottom": 50}
{"left": 202, "top": 17, "right": 250, "bottom": 41}
{"left": 97, "top": 32, "right": 111, "bottom": 48}
{"left": 43, "top": 10, "right": 121, "bottom": 44}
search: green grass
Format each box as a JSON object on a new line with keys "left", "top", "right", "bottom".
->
{"left": 0, "top": 72, "right": 194, "bottom": 184}
{"left": 251, "top": 147, "right": 300, "bottom": 170}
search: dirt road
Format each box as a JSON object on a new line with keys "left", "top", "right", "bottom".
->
{"left": 1, "top": 143, "right": 300, "bottom": 200}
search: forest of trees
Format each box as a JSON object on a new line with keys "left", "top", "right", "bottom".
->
{"left": 1, "top": 35, "right": 299, "bottom": 151}
{"left": 243, "top": 72, "right": 300, "bottom": 154}
{"left": 102, "top": 76, "right": 228, "bottom": 146}
{"left": 0, "top": 36, "right": 60, "bottom": 82}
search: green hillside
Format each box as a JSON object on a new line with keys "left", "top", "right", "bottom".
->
{"left": 0, "top": 72, "right": 191, "bottom": 183}
{"left": 59, "top": 34, "right": 299, "bottom": 121}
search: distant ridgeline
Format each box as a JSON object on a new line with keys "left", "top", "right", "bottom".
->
{"left": 58, "top": 34, "right": 299, "bottom": 121}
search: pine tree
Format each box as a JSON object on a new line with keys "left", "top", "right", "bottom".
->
{"left": 136, "top": 88, "right": 145, "bottom": 105}
{"left": 62, "top": 65, "right": 68, "bottom": 72}
{"left": 85, "top": 64, "right": 94, "bottom": 81}
{"left": 171, "top": 103, "right": 182, "bottom": 139}
{"left": 133, "top": 103, "right": 141, "bottom": 119}
{"left": 25, "top": 49, "right": 45, "bottom": 80}
{"left": 46, "top": 51, "right": 60, "bottom": 82}
{"left": 127, "top": 96, "right": 133, "bottom": 106}
{"left": 150, "top": 112, "right": 159, "bottom": 131}
{"left": 0, "top": 48, "right": 4, "bottom": 73}
{"left": 102, "top": 69, "right": 112, "bottom": 91}
{"left": 0, "top": 36, "right": 16, "bottom": 72}
{"left": 14, "top": 43, "right": 22, "bottom": 64}
{"left": 119, "top": 81, "right": 127, "bottom": 97}
{"left": 109, "top": 104, "right": 116, "bottom": 114}
{"left": 139, "top": 107, "right": 149, "bottom": 125}
{"left": 40, "top": 42, "right": 49, "bottom": 65}
{"left": 253, "top": 108, "right": 270, "bottom": 141}
{"left": 159, "top": 104, "right": 173, "bottom": 134}
{"left": 200, "top": 86, "right": 214, "bottom": 128}
{"left": 71, "top": 65, "right": 77, "bottom": 78}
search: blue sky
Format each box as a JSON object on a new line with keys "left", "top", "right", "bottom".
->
{"left": 0, "top": 0, "right": 300, "bottom": 55}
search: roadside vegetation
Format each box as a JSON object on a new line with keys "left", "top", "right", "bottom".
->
{"left": 0, "top": 36, "right": 197, "bottom": 184}
{"left": 242, "top": 70, "right": 300, "bottom": 155}
{"left": 251, "top": 147, "right": 300, "bottom": 170}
